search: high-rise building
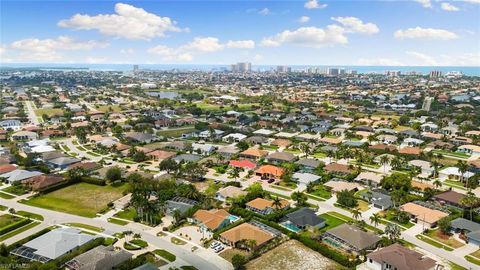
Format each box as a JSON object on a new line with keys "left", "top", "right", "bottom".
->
{"left": 385, "top": 70, "right": 401, "bottom": 77}
{"left": 328, "top": 68, "right": 339, "bottom": 76}
{"left": 422, "top": 96, "right": 434, "bottom": 111}
{"left": 133, "top": 65, "right": 139, "bottom": 72}
{"left": 231, "top": 62, "right": 251, "bottom": 72}
{"left": 276, "top": 66, "right": 291, "bottom": 73}
{"left": 429, "top": 70, "right": 442, "bottom": 78}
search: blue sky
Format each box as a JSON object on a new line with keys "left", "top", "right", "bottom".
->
{"left": 1, "top": 0, "right": 479, "bottom": 66}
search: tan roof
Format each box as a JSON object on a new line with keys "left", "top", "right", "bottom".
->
{"left": 241, "top": 148, "right": 268, "bottom": 158}
{"left": 216, "top": 186, "right": 247, "bottom": 198}
{"left": 255, "top": 165, "right": 285, "bottom": 177}
{"left": 246, "top": 197, "right": 289, "bottom": 210}
{"left": 459, "top": 144, "right": 480, "bottom": 152}
{"left": 399, "top": 147, "right": 421, "bottom": 155}
{"left": 148, "top": 150, "right": 176, "bottom": 159}
{"left": 324, "top": 180, "right": 361, "bottom": 193}
{"left": 220, "top": 223, "right": 274, "bottom": 246}
{"left": 271, "top": 139, "right": 292, "bottom": 147}
{"left": 400, "top": 202, "right": 448, "bottom": 224}
{"left": 193, "top": 209, "right": 230, "bottom": 230}
{"left": 319, "top": 137, "right": 342, "bottom": 145}
{"left": 411, "top": 180, "right": 434, "bottom": 191}
{"left": 324, "top": 163, "right": 353, "bottom": 174}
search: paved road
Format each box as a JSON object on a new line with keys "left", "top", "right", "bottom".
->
{"left": 0, "top": 199, "right": 232, "bottom": 270}
{"left": 24, "top": 100, "right": 40, "bottom": 126}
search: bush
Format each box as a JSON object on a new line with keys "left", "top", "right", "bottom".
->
{"left": 82, "top": 177, "right": 106, "bottom": 186}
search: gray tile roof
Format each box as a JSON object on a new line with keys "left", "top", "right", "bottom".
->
{"left": 285, "top": 207, "right": 325, "bottom": 227}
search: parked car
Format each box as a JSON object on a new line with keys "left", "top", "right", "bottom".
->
{"left": 210, "top": 241, "right": 221, "bottom": 249}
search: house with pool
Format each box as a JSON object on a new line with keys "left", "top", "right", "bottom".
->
{"left": 280, "top": 207, "right": 326, "bottom": 233}
{"left": 190, "top": 209, "right": 240, "bottom": 238}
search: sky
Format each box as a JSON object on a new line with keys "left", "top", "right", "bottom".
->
{"left": 0, "top": 0, "right": 479, "bottom": 66}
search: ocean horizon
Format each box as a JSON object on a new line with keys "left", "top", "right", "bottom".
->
{"left": 1, "top": 63, "right": 479, "bottom": 76}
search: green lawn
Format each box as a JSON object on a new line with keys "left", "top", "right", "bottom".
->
{"left": 65, "top": 223, "right": 104, "bottom": 232}
{"left": 108, "top": 218, "right": 129, "bottom": 225}
{"left": 416, "top": 235, "right": 454, "bottom": 251}
{"left": 16, "top": 211, "right": 44, "bottom": 221}
{"left": 115, "top": 208, "right": 137, "bottom": 220}
{"left": 2, "top": 185, "right": 28, "bottom": 196}
{"left": 157, "top": 127, "right": 197, "bottom": 138}
{"left": 154, "top": 249, "right": 176, "bottom": 262}
{"left": 35, "top": 108, "right": 64, "bottom": 117}
{"left": 0, "top": 221, "right": 39, "bottom": 241}
{"left": 424, "top": 229, "right": 464, "bottom": 248}
{"left": 0, "top": 214, "right": 22, "bottom": 229}
{"left": 96, "top": 105, "right": 123, "bottom": 113}
{"left": 318, "top": 213, "right": 346, "bottom": 233}
{"left": 380, "top": 210, "right": 415, "bottom": 229}
{"left": 466, "top": 255, "right": 480, "bottom": 266}
{"left": 308, "top": 184, "right": 332, "bottom": 199}
{"left": 433, "top": 150, "right": 469, "bottom": 159}
{"left": 0, "top": 192, "right": 15, "bottom": 199}
{"left": 313, "top": 152, "right": 327, "bottom": 158}
{"left": 23, "top": 183, "right": 129, "bottom": 218}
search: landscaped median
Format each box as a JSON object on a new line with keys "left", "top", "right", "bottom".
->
{"left": 153, "top": 249, "right": 176, "bottom": 262}
{"left": 108, "top": 217, "right": 129, "bottom": 225}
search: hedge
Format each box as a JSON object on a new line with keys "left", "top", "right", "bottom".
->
{"left": 81, "top": 177, "right": 106, "bottom": 186}
{"left": 0, "top": 218, "right": 32, "bottom": 235}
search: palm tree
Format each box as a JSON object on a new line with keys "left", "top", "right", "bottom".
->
{"left": 299, "top": 143, "right": 312, "bottom": 158}
{"left": 352, "top": 208, "right": 362, "bottom": 220}
{"left": 229, "top": 167, "right": 241, "bottom": 182}
{"left": 390, "top": 156, "right": 402, "bottom": 171}
{"left": 173, "top": 209, "right": 182, "bottom": 225}
{"left": 379, "top": 155, "right": 390, "bottom": 173}
{"left": 369, "top": 213, "right": 381, "bottom": 227}
{"left": 385, "top": 223, "right": 401, "bottom": 240}
{"left": 460, "top": 192, "right": 480, "bottom": 221}
{"left": 433, "top": 179, "right": 442, "bottom": 190}
{"left": 456, "top": 160, "right": 469, "bottom": 184}
{"left": 271, "top": 196, "right": 283, "bottom": 210}
{"left": 326, "top": 150, "right": 335, "bottom": 163}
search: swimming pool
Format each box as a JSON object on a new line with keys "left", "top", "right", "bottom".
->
{"left": 280, "top": 221, "right": 301, "bottom": 233}
{"left": 227, "top": 215, "right": 240, "bottom": 223}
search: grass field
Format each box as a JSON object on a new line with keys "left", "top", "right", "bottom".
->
{"left": 23, "top": 183, "right": 129, "bottom": 218}
{"left": 157, "top": 127, "right": 196, "bottom": 138}
{"left": 416, "top": 235, "right": 454, "bottom": 251}
{"left": 35, "top": 108, "right": 64, "bottom": 117}
{"left": 308, "top": 185, "right": 332, "bottom": 199}
{"left": 96, "top": 105, "right": 123, "bottom": 113}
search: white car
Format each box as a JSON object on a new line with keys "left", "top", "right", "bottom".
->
{"left": 213, "top": 245, "right": 224, "bottom": 253}
{"left": 210, "top": 241, "right": 221, "bottom": 249}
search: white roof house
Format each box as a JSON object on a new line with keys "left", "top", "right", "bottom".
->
{"left": 253, "top": 129, "right": 276, "bottom": 136}
{"left": 439, "top": 167, "right": 474, "bottom": 180}
{"left": 0, "top": 169, "right": 44, "bottom": 184}
{"left": 292, "top": 172, "right": 321, "bottom": 185}
{"left": 222, "top": 133, "right": 247, "bottom": 142}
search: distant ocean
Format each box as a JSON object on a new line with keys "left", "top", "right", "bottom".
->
{"left": 1, "top": 63, "right": 479, "bottom": 76}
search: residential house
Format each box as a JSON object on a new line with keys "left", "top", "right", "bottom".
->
{"left": 11, "top": 131, "right": 38, "bottom": 141}
{"left": 400, "top": 202, "right": 448, "bottom": 228}
{"left": 64, "top": 245, "right": 132, "bottom": 270}
{"left": 246, "top": 197, "right": 289, "bottom": 215}
{"left": 172, "top": 154, "right": 202, "bottom": 163}
{"left": 192, "top": 143, "right": 217, "bottom": 155}
{"left": 361, "top": 190, "right": 393, "bottom": 210}
{"left": 292, "top": 172, "right": 321, "bottom": 187}
{"left": 457, "top": 145, "right": 480, "bottom": 158}
{"left": 266, "top": 151, "right": 297, "bottom": 164}
{"left": 438, "top": 167, "right": 474, "bottom": 181}
{"left": 432, "top": 190, "right": 468, "bottom": 209}
{"left": 365, "top": 243, "right": 438, "bottom": 270}
{"left": 322, "top": 224, "right": 381, "bottom": 253}
{"left": 124, "top": 132, "right": 157, "bottom": 144}
{"left": 324, "top": 163, "right": 354, "bottom": 176}
{"left": 222, "top": 133, "right": 247, "bottom": 143}
{"left": 255, "top": 165, "right": 285, "bottom": 180}
{"left": 10, "top": 228, "right": 96, "bottom": 263}
{"left": 191, "top": 209, "right": 235, "bottom": 236}
{"left": 0, "top": 169, "right": 44, "bottom": 184}
{"left": 240, "top": 148, "right": 268, "bottom": 160}
{"left": 45, "top": 156, "right": 81, "bottom": 170}
{"left": 296, "top": 158, "right": 321, "bottom": 172}
{"left": 324, "top": 180, "right": 361, "bottom": 193}
{"left": 215, "top": 186, "right": 247, "bottom": 202}
{"left": 219, "top": 221, "right": 281, "bottom": 250}
{"left": 22, "top": 175, "right": 66, "bottom": 191}
{"left": 281, "top": 207, "right": 325, "bottom": 232}
{"left": 166, "top": 197, "right": 198, "bottom": 216}
{"left": 355, "top": 172, "right": 383, "bottom": 187}
{"left": 229, "top": 160, "right": 256, "bottom": 170}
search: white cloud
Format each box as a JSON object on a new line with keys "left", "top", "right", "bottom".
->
{"left": 357, "top": 58, "right": 404, "bottom": 66}
{"left": 460, "top": 0, "right": 480, "bottom": 4}
{"left": 299, "top": 16, "right": 310, "bottom": 23}
{"left": 394, "top": 27, "right": 458, "bottom": 40}
{"left": 148, "top": 37, "right": 254, "bottom": 61}
{"left": 261, "top": 25, "right": 348, "bottom": 48}
{"left": 58, "top": 3, "right": 186, "bottom": 40}
{"left": 182, "top": 37, "right": 224, "bottom": 52}
{"left": 331, "top": 17, "right": 379, "bottom": 34}
{"left": 253, "top": 54, "right": 263, "bottom": 61}
{"left": 86, "top": 57, "right": 107, "bottom": 64}
{"left": 406, "top": 51, "right": 437, "bottom": 65}
{"left": 441, "top": 3, "right": 460, "bottom": 11}
{"left": 258, "top": 8, "right": 270, "bottom": 15}
{"left": 9, "top": 36, "right": 107, "bottom": 62}
{"left": 415, "top": 0, "right": 432, "bottom": 8}
{"left": 304, "top": 0, "right": 327, "bottom": 9}
{"left": 120, "top": 48, "right": 134, "bottom": 54}
{"left": 225, "top": 40, "right": 255, "bottom": 49}
{"left": 439, "top": 52, "right": 480, "bottom": 66}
